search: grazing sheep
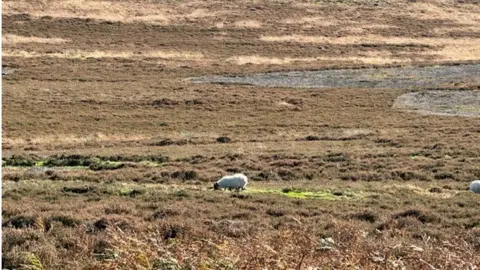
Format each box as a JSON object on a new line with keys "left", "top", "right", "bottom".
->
{"left": 214, "top": 173, "right": 248, "bottom": 192}
{"left": 470, "top": 180, "right": 480, "bottom": 194}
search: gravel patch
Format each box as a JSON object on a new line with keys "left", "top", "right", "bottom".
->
{"left": 393, "top": 90, "right": 480, "bottom": 117}
{"left": 189, "top": 64, "right": 480, "bottom": 89}
{"left": 2, "top": 67, "right": 15, "bottom": 76}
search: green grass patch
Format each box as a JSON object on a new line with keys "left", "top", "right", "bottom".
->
{"left": 119, "top": 186, "right": 145, "bottom": 197}
{"left": 449, "top": 105, "right": 480, "bottom": 113}
{"left": 244, "top": 187, "right": 358, "bottom": 200}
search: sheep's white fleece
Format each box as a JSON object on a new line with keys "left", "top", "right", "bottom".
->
{"left": 470, "top": 180, "right": 480, "bottom": 194}
{"left": 215, "top": 173, "right": 248, "bottom": 190}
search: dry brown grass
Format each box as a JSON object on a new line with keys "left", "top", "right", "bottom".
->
{"left": 2, "top": 34, "right": 70, "bottom": 45}
{"left": 425, "top": 45, "right": 480, "bottom": 61}
{"left": 2, "top": 49, "right": 204, "bottom": 60}
{"left": 2, "top": 0, "right": 219, "bottom": 25}
{"left": 281, "top": 16, "right": 339, "bottom": 27}
{"left": 5, "top": 50, "right": 409, "bottom": 65}
{"left": 2, "top": 133, "right": 149, "bottom": 148}
{"left": 2, "top": 179, "right": 480, "bottom": 269}
{"left": 227, "top": 54, "right": 412, "bottom": 65}
{"left": 260, "top": 34, "right": 480, "bottom": 46}
{"left": 260, "top": 35, "right": 480, "bottom": 61}
{"left": 4, "top": 50, "right": 411, "bottom": 65}
{"left": 233, "top": 20, "right": 263, "bottom": 29}
{"left": 226, "top": 55, "right": 320, "bottom": 65}
{"left": 3, "top": 0, "right": 480, "bottom": 268}
{"left": 405, "top": 2, "right": 480, "bottom": 25}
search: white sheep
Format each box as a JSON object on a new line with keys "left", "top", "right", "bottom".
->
{"left": 470, "top": 180, "right": 480, "bottom": 194}
{"left": 214, "top": 173, "right": 248, "bottom": 192}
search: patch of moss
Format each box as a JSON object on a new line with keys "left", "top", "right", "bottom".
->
{"left": 2, "top": 155, "right": 38, "bottom": 167}
{"left": 34, "top": 161, "right": 46, "bottom": 167}
{"left": 433, "top": 105, "right": 480, "bottom": 113}
{"left": 119, "top": 187, "right": 145, "bottom": 197}
{"left": 245, "top": 187, "right": 358, "bottom": 200}
{"left": 283, "top": 190, "right": 337, "bottom": 200}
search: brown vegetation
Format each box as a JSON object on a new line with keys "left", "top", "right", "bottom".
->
{"left": 2, "top": 179, "right": 480, "bottom": 269}
{"left": 3, "top": 0, "right": 480, "bottom": 268}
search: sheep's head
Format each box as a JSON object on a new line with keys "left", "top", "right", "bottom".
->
{"left": 213, "top": 182, "right": 220, "bottom": 190}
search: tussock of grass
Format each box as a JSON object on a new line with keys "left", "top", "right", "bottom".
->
{"left": 63, "top": 186, "right": 96, "bottom": 194}
{"left": 3, "top": 215, "right": 37, "bottom": 229}
{"left": 119, "top": 187, "right": 145, "bottom": 197}
{"left": 392, "top": 209, "right": 441, "bottom": 224}
{"left": 349, "top": 211, "right": 378, "bottom": 223}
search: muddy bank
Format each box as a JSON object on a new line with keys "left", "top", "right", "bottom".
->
{"left": 189, "top": 64, "right": 480, "bottom": 89}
